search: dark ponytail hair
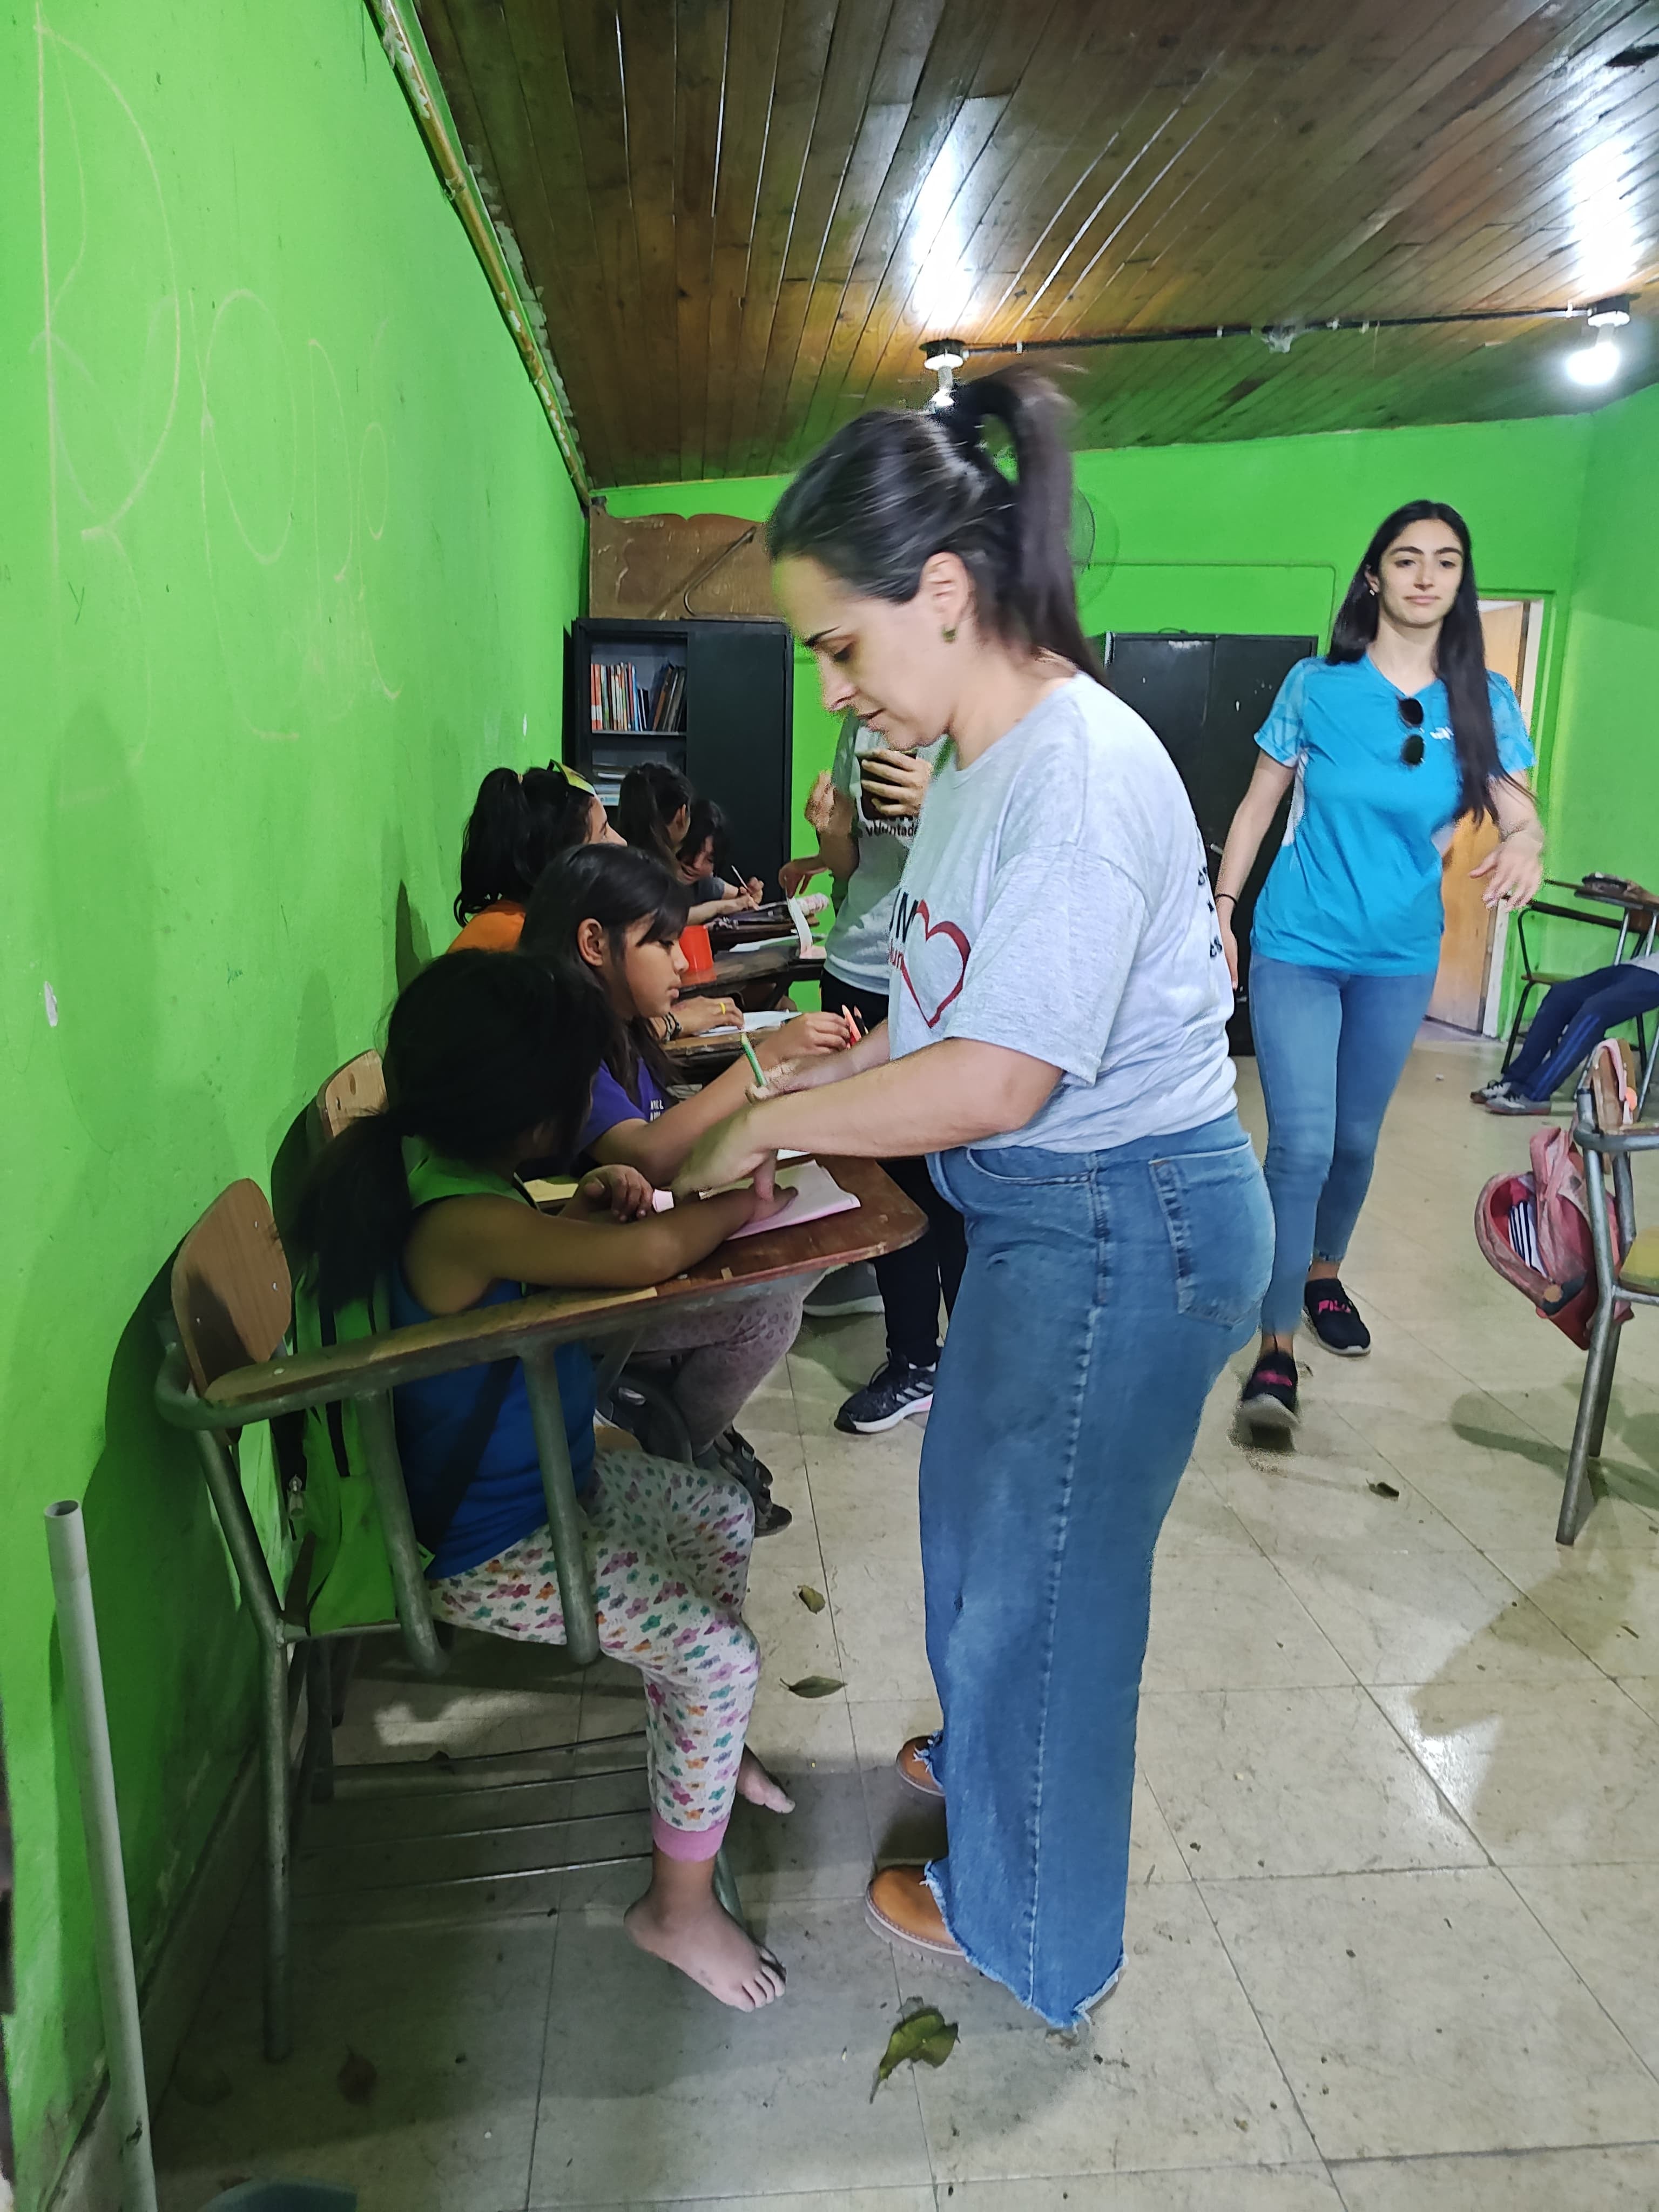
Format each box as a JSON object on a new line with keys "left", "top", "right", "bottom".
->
{"left": 616, "top": 761, "right": 695, "bottom": 868}
{"left": 454, "top": 765, "right": 596, "bottom": 925}
{"left": 1328, "top": 500, "right": 1510, "bottom": 826}
{"left": 289, "top": 952, "right": 610, "bottom": 1309}
{"left": 767, "top": 367, "right": 1103, "bottom": 682}
{"left": 519, "top": 844, "right": 691, "bottom": 1104}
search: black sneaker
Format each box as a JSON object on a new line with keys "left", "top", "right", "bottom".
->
{"left": 1303, "top": 1277, "right": 1372, "bottom": 1356}
{"left": 1239, "top": 1351, "right": 1299, "bottom": 1433}
{"left": 835, "top": 1358, "right": 936, "bottom": 1434}
{"left": 1470, "top": 1076, "right": 1515, "bottom": 1105}
{"left": 714, "top": 1427, "right": 792, "bottom": 1537}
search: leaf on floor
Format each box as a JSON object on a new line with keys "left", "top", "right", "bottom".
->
{"left": 785, "top": 1674, "right": 844, "bottom": 1698}
{"left": 336, "top": 2048, "right": 378, "bottom": 2105}
{"left": 796, "top": 1584, "right": 827, "bottom": 1613}
{"left": 1367, "top": 1480, "right": 1400, "bottom": 1500}
{"left": 872, "top": 2006, "right": 959, "bottom": 2098}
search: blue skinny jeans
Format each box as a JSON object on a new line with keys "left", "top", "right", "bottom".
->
{"left": 919, "top": 1114, "right": 1271, "bottom": 2026}
{"left": 1249, "top": 955, "right": 1437, "bottom": 1337}
{"left": 1506, "top": 962, "right": 1659, "bottom": 1101}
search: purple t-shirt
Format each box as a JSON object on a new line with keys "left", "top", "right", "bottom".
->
{"left": 578, "top": 1053, "right": 667, "bottom": 1157}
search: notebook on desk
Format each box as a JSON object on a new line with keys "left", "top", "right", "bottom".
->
{"left": 725, "top": 1158, "right": 860, "bottom": 1240}
{"left": 524, "top": 1152, "right": 828, "bottom": 1217}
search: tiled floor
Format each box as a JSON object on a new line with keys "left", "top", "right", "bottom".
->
{"left": 153, "top": 1033, "right": 1659, "bottom": 2211}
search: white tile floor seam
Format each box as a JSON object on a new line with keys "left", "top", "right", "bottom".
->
{"left": 151, "top": 1038, "right": 1659, "bottom": 2209}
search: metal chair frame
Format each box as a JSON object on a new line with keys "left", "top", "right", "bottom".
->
{"left": 154, "top": 1188, "right": 750, "bottom": 2062}
{"left": 1557, "top": 1070, "right": 1659, "bottom": 1544}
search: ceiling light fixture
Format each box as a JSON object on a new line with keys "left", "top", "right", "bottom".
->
{"left": 1587, "top": 295, "right": 1633, "bottom": 326}
{"left": 1566, "top": 336, "right": 1623, "bottom": 386}
{"left": 923, "top": 337, "right": 967, "bottom": 409}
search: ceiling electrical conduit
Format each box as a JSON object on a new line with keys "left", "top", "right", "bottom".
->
{"left": 365, "top": 0, "right": 593, "bottom": 509}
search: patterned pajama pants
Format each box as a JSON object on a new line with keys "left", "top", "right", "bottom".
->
{"left": 430, "top": 1452, "right": 758, "bottom": 1859}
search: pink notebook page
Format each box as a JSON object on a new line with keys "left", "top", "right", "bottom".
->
{"left": 725, "top": 1159, "right": 860, "bottom": 1241}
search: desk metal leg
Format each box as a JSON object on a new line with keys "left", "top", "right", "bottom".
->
{"left": 261, "top": 1639, "right": 293, "bottom": 2062}
{"left": 522, "top": 1341, "right": 601, "bottom": 1667}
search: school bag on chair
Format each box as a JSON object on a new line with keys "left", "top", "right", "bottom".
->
{"left": 1473, "top": 1040, "right": 1634, "bottom": 1350}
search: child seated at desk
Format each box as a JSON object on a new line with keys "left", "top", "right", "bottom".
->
{"left": 1476, "top": 953, "right": 1659, "bottom": 1113}
{"left": 449, "top": 763, "right": 618, "bottom": 952}
{"left": 289, "top": 951, "right": 792, "bottom": 2010}
{"left": 521, "top": 844, "right": 850, "bottom": 1533}
{"left": 617, "top": 762, "right": 761, "bottom": 925}
{"left": 678, "top": 795, "right": 765, "bottom": 911}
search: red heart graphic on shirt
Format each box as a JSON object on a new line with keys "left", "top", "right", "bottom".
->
{"left": 896, "top": 900, "right": 972, "bottom": 1029}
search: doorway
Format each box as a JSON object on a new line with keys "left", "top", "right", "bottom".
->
{"left": 1427, "top": 598, "right": 1545, "bottom": 1032}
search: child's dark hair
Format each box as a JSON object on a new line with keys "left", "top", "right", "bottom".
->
{"left": 767, "top": 367, "right": 1103, "bottom": 682}
{"left": 616, "top": 761, "right": 695, "bottom": 867}
{"left": 1327, "top": 500, "right": 1510, "bottom": 826}
{"left": 290, "top": 952, "right": 610, "bottom": 1310}
{"left": 679, "top": 796, "right": 733, "bottom": 879}
{"left": 520, "top": 845, "right": 691, "bottom": 1104}
{"left": 454, "top": 766, "right": 595, "bottom": 925}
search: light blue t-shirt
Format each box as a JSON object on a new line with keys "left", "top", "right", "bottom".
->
{"left": 1251, "top": 656, "right": 1535, "bottom": 976}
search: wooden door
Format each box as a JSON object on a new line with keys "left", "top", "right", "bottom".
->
{"left": 1428, "top": 602, "right": 1530, "bottom": 1029}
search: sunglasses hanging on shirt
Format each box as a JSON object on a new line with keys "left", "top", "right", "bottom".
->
{"left": 1397, "top": 696, "right": 1426, "bottom": 767}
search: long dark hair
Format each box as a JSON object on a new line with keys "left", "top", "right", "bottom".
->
{"left": 767, "top": 367, "right": 1103, "bottom": 682}
{"left": 289, "top": 952, "right": 609, "bottom": 1309}
{"left": 1328, "top": 500, "right": 1509, "bottom": 825}
{"left": 679, "top": 795, "right": 733, "bottom": 880}
{"left": 520, "top": 845, "right": 690, "bottom": 1104}
{"left": 454, "top": 766, "right": 595, "bottom": 924}
{"left": 616, "top": 761, "right": 694, "bottom": 868}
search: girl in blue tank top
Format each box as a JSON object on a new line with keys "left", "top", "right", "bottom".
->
{"left": 289, "top": 952, "right": 794, "bottom": 2012}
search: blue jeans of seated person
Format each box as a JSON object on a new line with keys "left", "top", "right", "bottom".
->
{"left": 1249, "top": 956, "right": 1438, "bottom": 1339}
{"left": 919, "top": 1116, "right": 1271, "bottom": 2027}
{"left": 1506, "top": 962, "right": 1659, "bottom": 1101}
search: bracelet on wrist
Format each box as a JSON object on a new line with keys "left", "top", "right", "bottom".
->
{"left": 1214, "top": 891, "right": 1238, "bottom": 909}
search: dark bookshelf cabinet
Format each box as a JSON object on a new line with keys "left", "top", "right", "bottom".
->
{"left": 564, "top": 617, "right": 794, "bottom": 894}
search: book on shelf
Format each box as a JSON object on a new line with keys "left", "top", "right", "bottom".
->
{"left": 588, "top": 655, "right": 686, "bottom": 735}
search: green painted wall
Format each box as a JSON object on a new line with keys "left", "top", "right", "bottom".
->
{"left": 601, "top": 409, "right": 1593, "bottom": 841}
{"left": 1, "top": 2, "right": 583, "bottom": 2202}
{"left": 1549, "top": 378, "right": 1659, "bottom": 898}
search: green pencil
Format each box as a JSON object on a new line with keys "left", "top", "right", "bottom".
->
{"left": 739, "top": 1034, "right": 767, "bottom": 1091}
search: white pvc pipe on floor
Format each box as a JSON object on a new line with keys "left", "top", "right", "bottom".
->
{"left": 44, "top": 1500, "right": 159, "bottom": 2212}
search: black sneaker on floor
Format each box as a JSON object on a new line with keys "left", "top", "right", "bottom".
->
{"left": 715, "top": 1427, "right": 792, "bottom": 1536}
{"left": 1238, "top": 1351, "right": 1300, "bottom": 1434}
{"left": 1470, "top": 1075, "right": 1515, "bottom": 1105}
{"left": 1303, "top": 1277, "right": 1372, "bottom": 1356}
{"left": 835, "top": 1358, "right": 936, "bottom": 1435}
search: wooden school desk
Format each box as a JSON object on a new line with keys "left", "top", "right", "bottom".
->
{"left": 156, "top": 1156, "right": 924, "bottom": 2058}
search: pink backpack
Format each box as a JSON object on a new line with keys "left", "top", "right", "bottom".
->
{"left": 1473, "top": 1043, "right": 1633, "bottom": 1349}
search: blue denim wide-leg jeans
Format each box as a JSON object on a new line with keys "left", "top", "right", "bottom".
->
{"left": 920, "top": 1113, "right": 1272, "bottom": 2026}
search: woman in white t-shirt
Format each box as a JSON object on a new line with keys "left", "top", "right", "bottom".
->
{"left": 782, "top": 718, "right": 963, "bottom": 1432}
{"left": 671, "top": 370, "right": 1272, "bottom": 2029}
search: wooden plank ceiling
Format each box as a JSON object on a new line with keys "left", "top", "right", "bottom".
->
{"left": 416, "top": 0, "right": 1659, "bottom": 486}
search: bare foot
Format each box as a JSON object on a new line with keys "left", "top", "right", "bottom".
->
{"left": 625, "top": 1889, "right": 787, "bottom": 2010}
{"left": 737, "top": 1749, "right": 795, "bottom": 1814}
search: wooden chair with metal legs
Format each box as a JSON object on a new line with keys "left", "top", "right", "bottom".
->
{"left": 1557, "top": 1047, "right": 1659, "bottom": 1543}
{"left": 154, "top": 1180, "right": 743, "bottom": 2062}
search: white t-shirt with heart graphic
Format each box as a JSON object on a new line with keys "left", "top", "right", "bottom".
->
{"left": 885, "top": 672, "right": 1237, "bottom": 1152}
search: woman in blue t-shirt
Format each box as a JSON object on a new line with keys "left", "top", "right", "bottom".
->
{"left": 1213, "top": 500, "right": 1545, "bottom": 1432}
